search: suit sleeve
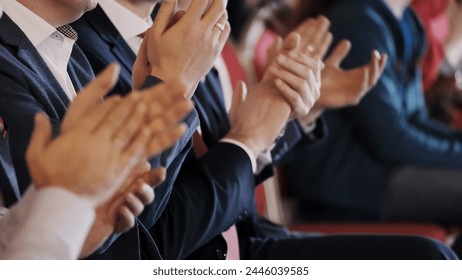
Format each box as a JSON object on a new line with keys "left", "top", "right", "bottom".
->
{"left": 141, "top": 76, "right": 199, "bottom": 169}
{"left": 0, "top": 73, "right": 62, "bottom": 199}
{"left": 149, "top": 142, "right": 256, "bottom": 260}
{"left": 327, "top": 5, "right": 462, "bottom": 168}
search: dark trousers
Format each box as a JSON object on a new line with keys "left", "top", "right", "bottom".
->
{"left": 384, "top": 166, "right": 462, "bottom": 225}
{"left": 240, "top": 234, "right": 457, "bottom": 260}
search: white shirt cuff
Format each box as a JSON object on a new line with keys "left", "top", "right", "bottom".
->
{"left": 3, "top": 187, "right": 95, "bottom": 260}
{"left": 220, "top": 138, "right": 257, "bottom": 173}
{"left": 297, "top": 119, "right": 317, "bottom": 134}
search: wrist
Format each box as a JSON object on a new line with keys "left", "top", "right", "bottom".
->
{"left": 225, "top": 131, "right": 265, "bottom": 157}
{"left": 150, "top": 68, "right": 191, "bottom": 96}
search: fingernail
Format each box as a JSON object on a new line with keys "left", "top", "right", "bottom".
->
{"left": 374, "top": 50, "right": 380, "bottom": 59}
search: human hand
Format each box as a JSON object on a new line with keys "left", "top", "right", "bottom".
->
{"left": 294, "top": 16, "right": 333, "bottom": 60}
{"left": 64, "top": 64, "right": 193, "bottom": 163}
{"left": 226, "top": 81, "right": 291, "bottom": 156}
{"left": 79, "top": 163, "right": 164, "bottom": 258}
{"left": 26, "top": 65, "right": 192, "bottom": 207}
{"left": 133, "top": 0, "right": 230, "bottom": 98}
{"left": 26, "top": 95, "right": 150, "bottom": 207}
{"left": 291, "top": 16, "right": 387, "bottom": 124}
{"left": 263, "top": 32, "right": 322, "bottom": 118}
{"left": 318, "top": 40, "right": 387, "bottom": 109}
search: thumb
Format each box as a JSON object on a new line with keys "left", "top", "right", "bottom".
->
{"left": 132, "top": 31, "right": 151, "bottom": 90}
{"left": 266, "top": 36, "right": 283, "bottom": 67}
{"left": 26, "top": 113, "right": 52, "bottom": 164}
{"left": 63, "top": 63, "right": 120, "bottom": 132}
{"left": 230, "top": 81, "right": 247, "bottom": 116}
{"left": 283, "top": 32, "right": 301, "bottom": 52}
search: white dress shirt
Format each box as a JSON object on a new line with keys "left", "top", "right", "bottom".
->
{"left": 0, "top": 187, "right": 95, "bottom": 260}
{"left": 0, "top": 0, "right": 78, "bottom": 101}
{"left": 99, "top": 0, "right": 153, "bottom": 55}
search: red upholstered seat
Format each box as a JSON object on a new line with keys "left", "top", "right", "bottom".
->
{"left": 289, "top": 223, "right": 448, "bottom": 243}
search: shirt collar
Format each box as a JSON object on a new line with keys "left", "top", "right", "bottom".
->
{"left": 0, "top": 0, "right": 57, "bottom": 47}
{"left": 98, "top": 0, "right": 153, "bottom": 41}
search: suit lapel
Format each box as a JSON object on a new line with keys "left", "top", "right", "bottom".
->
{"left": 0, "top": 15, "right": 71, "bottom": 108}
{"left": 67, "top": 45, "right": 95, "bottom": 92}
{"left": 83, "top": 5, "right": 136, "bottom": 73}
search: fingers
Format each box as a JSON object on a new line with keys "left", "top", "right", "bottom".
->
{"left": 325, "top": 40, "right": 352, "bottom": 67}
{"left": 298, "top": 16, "right": 331, "bottom": 57}
{"left": 63, "top": 64, "right": 120, "bottom": 130}
{"left": 217, "top": 20, "right": 231, "bottom": 50}
{"left": 116, "top": 178, "right": 156, "bottom": 232}
{"left": 125, "top": 192, "right": 146, "bottom": 217}
{"left": 312, "top": 32, "right": 333, "bottom": 60}
{"left": 184, "top": 0, "right": 208, "bottom": 22}
{"left": 115, "top": 205, "right": 136, "bottom": 232}
{"left": 275, "top": 78, "right": 308, "bottom": 116}
{"left": 295, "top": 18, "right": 317, "bottom": 45}
{"left": 114, "top": 178, "right": 155, "bottom": 233}
{"left": 229, "top": 81, "right": 247, "bottom": 116}
{"left": 97, "top": 94, "right": 142, "bottom": 138}
{"left": 142, "top": 167, "right": 166, "bottom": 188}
{"left": 266, "top": 36, "right": 283, "bottom": 66}
{"left": 132, "top": 31, "right": 150, "bottom": 90}
{"left": 26, "top": 113, "right": 52, "bottom": 164}
{"left": 365, "top": 51, "right": 388, "bottom": 88}
{"left": 272, "top": 64, "right": 314, "bottom": 97}
{"left": 283, "top": 32, "right": 301, "bottom": 52}
{"left": 139, "top": 83, "right": 186, "bottom": 115}
{"left": 153, "top": 0, "right": 177, "bottom": 36}
{"left": 73, "top": 64, "right": 120, "bottom": 108}
{"left": 145, "top": 123, "right": 187, "bottom": 157}
{"left": 77, "top": 96, "right": 121, "bottom": 132}
{"left": 307, "top": 16, "right": 331, "bottom": 50}
{"left": 377, "top": 53, "right": 388, "bottom": 82}
{"left": 134, "top": 182, "right": 156, "bottom": 205}
{"left": 204, "top": 0, "right": 227, "bottom": 27}
{"left": 148, "top": 99, "right": 193, "bottom": 135}
{"left": 274, "top": 53, "right": 321, "bottom": 81}
{"left": 112, "top": 101, "right": 148, "bottom": 149}
{"left": 140, "top": 83, "right": 193, "bottom": 124}
{"left": 121, "top": 127, "right": 150, "bottom": 168}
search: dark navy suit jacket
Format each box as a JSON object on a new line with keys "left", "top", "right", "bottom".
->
{"left": 0, "top": 14, "right": 93, "bottom": 204}
{"left": 72, "top": 5, "right": 321, "bottom": 259}
{"left": 72, "top": 6, "right": 260, "bottom": 259}
{"left": 0, "top": 12, "right": 200, "bottom": 259}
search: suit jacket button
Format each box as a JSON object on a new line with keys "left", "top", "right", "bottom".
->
{"left": 215, "top": 249, "right": 227, "bottom": 260}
